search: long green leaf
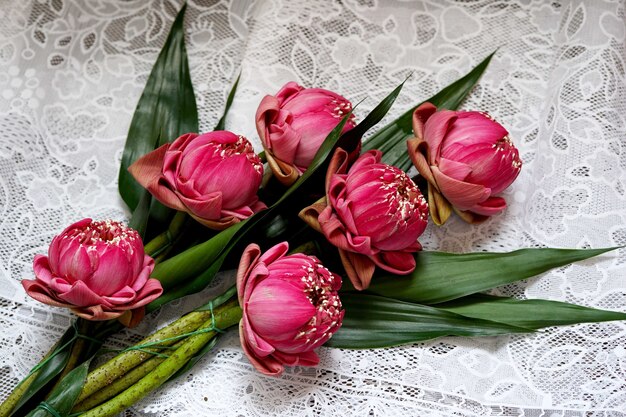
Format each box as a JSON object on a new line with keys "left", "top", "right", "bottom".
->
{"left": 437, "top": 294, "right": 626, "bottom": 329}
{"left": 364, "top": 247, "right": 616, "bottom": 305}
{"left": 363, "top": 52, "right": 495, "bottom": 170}
{"left": 327, "top": 293, "right": 530, "bottom": 349}
{"left": 119, "top": 4, "right": 198, "bottom": 221}
{"left": 338, "top": 78, "right": 407, "bottom": 152}
{"left": 25, "top": 361, "right": 91, "bottom": 417}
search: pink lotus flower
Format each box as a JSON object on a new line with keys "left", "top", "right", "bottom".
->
{"left": 300, "top": 149, "right": 429, "bottom": 291}
{"left": 407, "top": 102, "right": 522, "bottom": 225}
{"left": 22, "top": 219, "right": 161, "bottom": 325}
{"left": 237, "top": 242, "right": 344, "bottom": 376}
{"left": 129, "top": 131, "right": 266, "bottom": 230}
{"left": 256, "top": 81, "right": 357, "bottom": 185}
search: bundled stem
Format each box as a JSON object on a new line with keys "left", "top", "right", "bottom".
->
{"left": 75, "top": 309, "right": 214, "bottom": 404}
{"left": 0, "top": 371, "right": 39, "bottom": 417}
{"left": 78, "top": 300, "right": 242, "bottom": 417}
{"left": 72, "top": 340, "right": 184, "bottom": 412}
{"left": 144, "top": 211, "right": 189, "bottom": 262}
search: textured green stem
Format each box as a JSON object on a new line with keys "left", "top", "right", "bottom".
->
{"left": 46, "top": 319, "right": 91, "bottom": 397}
{"left": 75, "top": 309, "right": 212, "bottom": 404}
{"left": 143, "top": 211, "right": 188, "bottom": 260}
{"left": 0, "top": 372, "right": 38, "bottom": 417}
{"left": 72, "top": 339, "right": 184, "bottom": 413}
{"left": 79, "top": 302, "right": 242, "bottom": 417}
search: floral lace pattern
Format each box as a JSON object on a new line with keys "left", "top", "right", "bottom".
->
{"left": 1, "top": 0, "right": 625, "bottom": 415}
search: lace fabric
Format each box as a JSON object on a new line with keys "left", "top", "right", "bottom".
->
{"left": 1, "top": 0, "right": 625, "bottom": 415}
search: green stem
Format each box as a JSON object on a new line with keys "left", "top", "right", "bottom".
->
{"left": 46, "top": 319, "right": 90, "bottom": 396}
{"left": 143, "top": 211, "right": 188, "bottom": 260}
{"left": 0, "top": 373, "right": 38, "bottom": 417}
{"left": 75, "top": 309, "right": 212, "bottom": 404}
{"left": 79, "top": 302, "right": 243, "bottom": 417}
{"left": 72, "top": 340, "right": 184, "bottom": 413}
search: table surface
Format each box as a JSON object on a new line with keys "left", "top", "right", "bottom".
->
{"left": 1, "top": 1, "right": 625, "bottom": 415}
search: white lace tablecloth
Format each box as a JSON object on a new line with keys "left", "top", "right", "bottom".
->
{"left": 1, "top": 1, "right": 625, "bottom": 415}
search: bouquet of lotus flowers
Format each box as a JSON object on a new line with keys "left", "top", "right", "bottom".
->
{"left": 2, "top": 5, "right": 624, "bottom": 417}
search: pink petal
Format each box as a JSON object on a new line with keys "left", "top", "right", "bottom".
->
{"left": 371, "top": 251, "right": 416, "bottom": 275}
{"left": 318, "top": 210, "right": 351, "bottom": 251}
{"left": 236, "top": 244, "right": 263, "bottom": 306}
{"left": 258, "top": 241, "right": 290, "bottom": 266}
{"left": 268, "top": 123, "right": 301, "bottom": 166}
{"left": 445, "top": 111, "right": 508, "bottom": 148}
{"left": 49, "top": 277, "right": 72, "bottom": 294}
{"left": 239, "top": 321, "right": 285, "bottom": 376}
{"left": 22, "top": 279, "right": 72, "bottom": 308}
{"left": 221, "top": 205, "right": 254, "bottom": 220}
{"left": 407, "top": 137, "right": 437, "bottom": 189}
{"left": 57, "top": 245, "right": 93, "bottom": 284}
{"left": 438, "top": 157, "right": 472, "bottom": 182}
{"left": 272, "top": 350, "right": 319, "bottom": 368}
{"left": 33, "top": 255, "right": 54, "bottom": 285}
{"left": 290, "top": 115, "right": 341, "bottom": 169}
{"left": 344, "top": 233, "right": 374, "bottom": 255}
{"left": 275, "top": 82, "right": 304, "bottom": 105}
{"left": 339, "top": 250, "right": 375, "bottom": 290}
{"left": 128, "top": 144, "right": 188, "bottom": 212}
{"left": 432, "top": 166, "right": 490, "bottom": 210}
{"left": 88, "top": 247, "right": 132, "bottom": 295}
{"left": 130, "top": 255, "right": 155, "bottom": 292}
{"left": 325, "top": 148, "right": 351, "bottom": 192}
{"left": 247, "top": 280, "right": 315, "bottom": 338}
{"left": 162, "top": 148, "right": 184, "bottom": 187}
{"left": 469, "top": 196, "right": 507, "bottom": 216}
{"left": 331, "top": 197, "right": 359, "bottom": 236}
{"left": 72, "top": 305, "right": 122, "bottom": 321}
{"left": 423, "top": 110, "right": 457, "bottom": 165}
{"left": 349, "top": 150, "right": 382, "bottom": 172}
{"left": 373, "top": 220, "right": 424, "bottom": 251}
{"left": 412, "top": 102, "right": 438, "bottom": 141}
{"left": 212, "top": 157, "right": 262, "bottom": 209}
{"left": 255, "top": 95, "right": 281, "bottom": 147}
{"left": 177, "top": 192, "right": 223, "bottom": 221}
{"left": 242, "top": 314, "right": 275, "bottom": 357}
{"left": 102, "top": 285, "right": 136, "bottom": 304}
{"left": 120, "top": 278, "right": 163, "bottom": 308}
{"left": 57, "top": 280, "right": 105, "bottom": 307}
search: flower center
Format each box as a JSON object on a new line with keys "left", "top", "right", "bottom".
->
{"left": 217, "top": 135, "right": 263, "bottom": 174}
{"left": 294, "top": 261, "right": 343, "bottom": 346}
{"left": 379, "top": 166, "right": 428, "bottom": 223}
{"left": 68, "top": 220, "right": 139, "bottom": 248}
{"left": 493, "top": 135, "right": 522, "bottom": 170}
{"left": 330, "top": 98, "right": 356, "bottom": 125}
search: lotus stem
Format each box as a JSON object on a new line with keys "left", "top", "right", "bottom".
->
{"left": 72, "top": 339, "right": 184, "bottom": 413}
{"left": 79, "top": 301, "right": 242, "bottom": 417}
{"left": 75, "top": 308, "right": 213, "bottom": 404}
{"left": 144, "top": 211, "right": 188, "bottom": 260}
